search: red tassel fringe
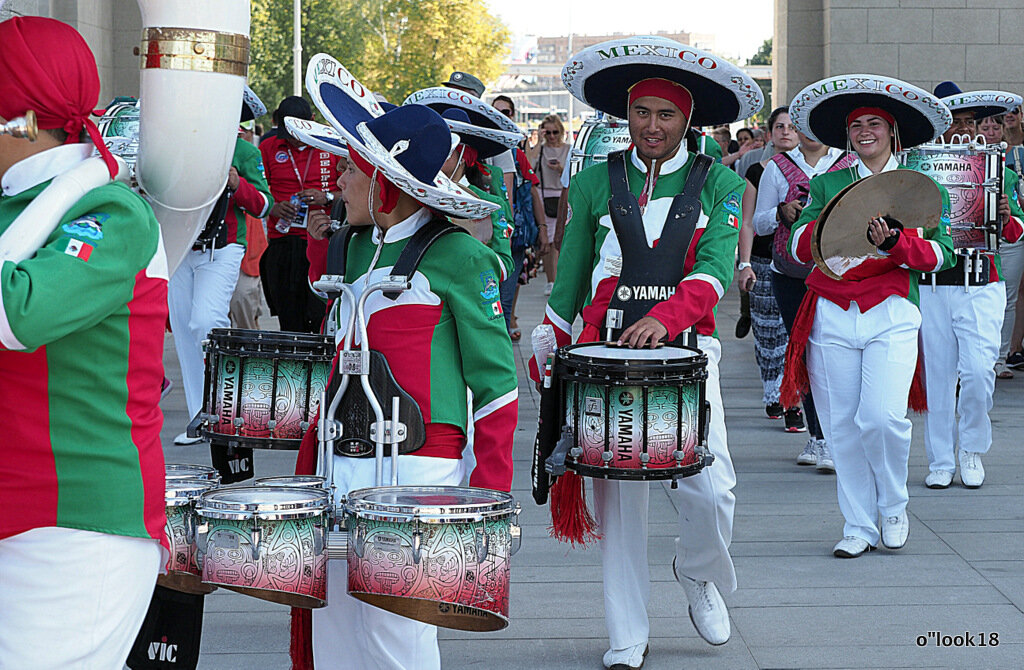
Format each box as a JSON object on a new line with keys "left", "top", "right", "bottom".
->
{"left": 548, "top": 471, "right": 601, "bottom": 546}
{"left": 290, "top": 609, "right": 314, "bottom": 670}
{"left": 909, "top": 348, "right": 928, "bottom": 413}
{"left": 780, "top": 290, "right": 818, "bottom": 409}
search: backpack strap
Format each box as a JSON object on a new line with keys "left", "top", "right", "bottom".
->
{"left": 322, "top": 224, "right": 357, "bottom": 301}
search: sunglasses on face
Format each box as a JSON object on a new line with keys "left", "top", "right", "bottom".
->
{"left": 498, "top": 108, "right": 514, "bottom": 118}
{"left": 543, "top": 130, "right": 560, "bottom": 135}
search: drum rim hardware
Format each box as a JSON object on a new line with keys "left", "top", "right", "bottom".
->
{"left": 346, "top": 485, "right": 520, "bottom": 524}
{"left": 195, "top": 485, "right": 332, "bottom": 521}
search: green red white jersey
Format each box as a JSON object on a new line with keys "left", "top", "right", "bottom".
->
{"left": 986, "top": 167, "right": 1024, "bottom": 280}
{"left": 788, "top": 157, "right": 956, "bottom": 309}
{"left": 335, "top": 208, "right": 518, "bottom": 491}
{"left": 0, "top": 144, "right": 168, "bottom": 547}
{"left": 465, "top": 181, "right": 514, "bottom": 279}
{"left": 225, "top": 136, "right": 273, "bottom": 246}
{"left": 540, "top": 147, "right": 744, "bottom": 355}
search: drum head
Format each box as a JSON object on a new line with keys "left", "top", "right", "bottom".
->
{"left": 206, "top": 328, "right": 334, "bottom": 359}
{"left": 166, "top": 463, "right": 221, "bottom": 483}
{"left": 564, "top": 343, "right": 702, "bottom": 364}
{"left": 254, "top": 475, "right": 327, "bottom": 489}
{"left": 812, "top": 170, "right": 943, "bottom": 280}
{"left": 197, "top": 486, "right": 330, "bottom": 520}
{"left": 346, "top": 486, "right": 515, "bottom": 523}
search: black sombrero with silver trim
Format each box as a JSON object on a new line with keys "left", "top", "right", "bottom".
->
{"left": 789, "top": 74, "right": 952, "bottom": 149}
{"left": 561, "top": 36, "right": 763, "bottom": 125}
{"left": 404, "top": 86, "right": 524, "bottom": 160}
{"left": 941, "top": 89, "right": 1023, "bottom": 121}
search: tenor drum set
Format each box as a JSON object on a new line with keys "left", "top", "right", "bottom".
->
{"left": 159, "top": 276, "right": 522, "bottom": 632}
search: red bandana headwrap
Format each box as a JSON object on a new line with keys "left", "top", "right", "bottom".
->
{"left": 349, "top": 148, "right": 401, "bottom": 215}
{"left": 628, "top": 78, "right": 694, "bottom": 120}
{"left": 846, "top": 106, "right": 896, "bottom": 128}
{"left": 0, "top": 17, "right": 118, "bottom": 179}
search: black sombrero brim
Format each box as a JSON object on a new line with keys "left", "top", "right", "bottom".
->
{"left": 807, "top": 93, "right": 937, "bottom": 149}
{"left": 581, "top": 63, "right": 740, "bottom": 127}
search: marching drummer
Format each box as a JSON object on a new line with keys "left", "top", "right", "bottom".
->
{"left": 780, "top": 74, "right": 956, "bottom": 558}
{"left": 0, "top": 16, "right": 167, "bottom": 667}
{"left": 288, "top": 57, "right": 518, "bottom": 670}
{"left": 530, "top": 36, "right": 764, "bottom": 668}
{"left": 918, "top": 84, "right": 1024, "bottom": 489}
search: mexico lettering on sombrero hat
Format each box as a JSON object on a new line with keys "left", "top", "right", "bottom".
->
{"left": 403, "top": 86, "right": 524, "bottom": 160}
{"left": 283, "top": 53, "right": 498, "bottom": 220}
{"left": 789, "top": 74, "right": 952, "bottom": 149}
{"left": 940, "top": 88, "right": 1023, "bottom": 121}
{"left": 561, "top": 35, "right": 763, "bottom": 125}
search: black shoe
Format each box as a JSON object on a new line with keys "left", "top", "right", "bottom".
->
{"left": 1008, "top": 350, "right": 1024, "bottom": 370}
{"left": 735, "top": 315, "right": 751, "bottom": 339}
{"left": 784, "top": 407, "right": 806, "bottom": 433}
{"left": 765, "top": 403, "right": 783, "bottom": 419}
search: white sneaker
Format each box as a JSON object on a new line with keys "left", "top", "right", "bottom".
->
{"left": 881, "top": 510, "right": 909, "bottom": 549}
{"left": 833, "top": 536, "right": 875, "bottom": 558}
{"left": 603, "top": 643, "right": 649, "bottom": 669}
{"left": 173, "top": 431, "right": 203, "bottom": 446}
{"left": 673, "top": 559, "right": 730, "bottom": 645}
{"left": 544, "top": 281, "right": 553, "bottom": 296}
{"left": 925, "top": 470, "right": 954, "bottom": 489}
{"left": 959, "top": 451, "right": 985, "bottom": 488}
{"left": 815, "top": 439, "right": 835, "bottom": 473}
{"left": 796, "top": 439, "right": 817, "bottom": 465}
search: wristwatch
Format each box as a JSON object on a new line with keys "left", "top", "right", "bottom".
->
{"left": 324, "top": 191, "right": 335, "bottom": 204}
{"left": 737, "top": 262, "right": 752, "bottom": 271}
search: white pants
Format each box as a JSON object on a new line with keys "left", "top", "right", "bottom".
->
{"left": 595, "top": 336, "right": 736, "bottom": 651}
{"left": 0, "top": 527, "right": 161, "bottom": 670}
{"left": 921, "top": 283, "right": 1005, "bottom": 472}
{"left": 168, "top": 244, "right": 245, "bottom": 418}
{"left": 998, "top": 241, "right": 1024, "bottom": 361}
{"left": 807, "top": 296, "right": 920, "bottom": 545}
{"left": 313, "top": 454, "right": 466, "bottom": 670}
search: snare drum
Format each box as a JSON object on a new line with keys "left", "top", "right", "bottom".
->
{"left": 160, "top": 477, "right": 220, "bottom": 594}
{"left": 195, "top": 487, "right": 332, "bottom": 608}
{"left": 569, "top": 117, "right": 631, "bottom": 177}
{"left": 900, "top": 142, "right": 1004, "bottom": 250}
{"left": 346, "top": 486, "right": 521, "bottom": 632}
{"left": 198, "top": 328, "right": 333, "bottom": 450}
{"left": 556, "top": 343, "right": 711, "bottom": 481}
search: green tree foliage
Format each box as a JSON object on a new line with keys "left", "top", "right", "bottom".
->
{"left": 747, "top": 37, "right": 772, "bottom": 66}
{"left": 249, "top": 0, "right": 509, "bottom": 124}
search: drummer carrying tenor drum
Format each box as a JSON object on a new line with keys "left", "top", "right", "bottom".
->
{"left": 916, "top": 83, "right": 1024, "bottom": 490}
{"left": 781, "top": 75, "right": 956, "bottom": 558}
{"left": 530, "top": 36, "right": 764, "bottom": 669}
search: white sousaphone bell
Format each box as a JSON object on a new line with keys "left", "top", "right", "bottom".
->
{"left": 0, "top": 0, "right": 251, "bottom": 275}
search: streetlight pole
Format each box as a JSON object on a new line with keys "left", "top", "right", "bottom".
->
{"left": 293, "top": 0, "right": 302, "bottom": 96}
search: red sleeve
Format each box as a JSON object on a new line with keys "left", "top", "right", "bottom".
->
{"left": 886, "top": 228, "right": 946, "bottom": 272}
{"left": 306, "top": 232, "right": 328, "bottom": 285}
{"left": 1004, "top": 216, "right": 1023, "bottom": 244}
{"left": 646, "top": 279, "right": 722, "bottom": 341}
{"left": 233, "top": 176, "right": 269, "bottom": 218}
{"left": 468, "top": 397, "right": 518, "bottom": 491}
{"left": 516, "top": 149, "right": 540, "bottom": 186}
{"left": 791, "top": 220, "right": 814, "bottom": 265}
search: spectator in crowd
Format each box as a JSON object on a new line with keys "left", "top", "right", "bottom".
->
{"left": 712, "top": 126, "right": 731, "bottom": 156}
{"left": 532, "top": 113, "right": 569, "bottom": 295}
{"left": 259, "top": 95, "right": 342, "bottom": 333}
{"left": 738, "top": 107, "right": 805, "bottom": 432}
{"left": 722, "top": 126, "right": 764, "bottom": 171}
{"left": 978, "top": 113, "right": 1004, "bottom": 145}
{"left": 230, "top": 212, "right": 268, "bottom": 330}
{"left": 735, "top": 127, "right": 769, "bottom": 178}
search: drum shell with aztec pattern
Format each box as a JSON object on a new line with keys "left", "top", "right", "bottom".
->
{"left": 159, "top": 476, "right": 220, "bottom": 595}
{"left": 345, "top": 486, "right": 519, "bottom": 632}
{"left": 557, "top": 343, "right": 708, "bottom": 479}
{"left": 195, "top": 487, "right": 331, "bottom": 608}
{"left": 900, "top": 143, "right": 1003, "bottom": 250}
{"left": 201, "top": 329, "right": 333, "bottom": 449}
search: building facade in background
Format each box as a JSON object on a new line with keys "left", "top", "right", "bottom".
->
{"left": 535, "top": 30, "right": 716, "bottom": 64}
{"left": 774, "top": 0, "right": 1024, "bottom": 107}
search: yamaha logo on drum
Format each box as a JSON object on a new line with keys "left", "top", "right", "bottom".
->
{"left": 616, "top": 286, "right": 632, "bottom": 301}
{"left": 618, "top": 391, "right": 634, "bottom": 407}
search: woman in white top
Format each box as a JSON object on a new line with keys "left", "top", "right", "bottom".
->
{"left": 752, "top": 114, "right": 856, "bottom": 471}
{"left": 532, "top": 113, "right": 569, "bottom": 294}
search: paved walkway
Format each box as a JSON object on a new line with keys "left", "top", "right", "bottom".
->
{"left": 159, "top": 278, "right": 1024, "bottom": 669}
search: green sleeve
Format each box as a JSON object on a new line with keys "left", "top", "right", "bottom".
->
{"left": 0, "top": 186, "right": 159, "bottom": 352}
{"left": 1005, "top": 167, "right": 1024, "bottom": 218}
{"left": 547, "top": 175, "right": 597, "bottom": 331}
{"left": 925, "top": 185, "right": 956, "bottom": 271}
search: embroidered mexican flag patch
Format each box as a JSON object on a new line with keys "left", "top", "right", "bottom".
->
{"left": 58, "top": 237, "right": 94, "bottom": 261}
